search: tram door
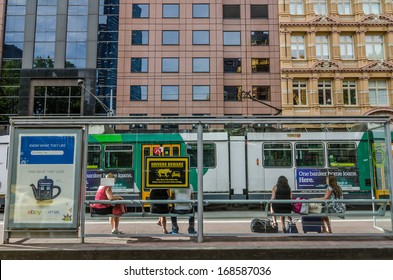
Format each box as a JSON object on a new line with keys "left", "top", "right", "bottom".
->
{"left": 141, "top": 144, "right": 180, "bottom": 200}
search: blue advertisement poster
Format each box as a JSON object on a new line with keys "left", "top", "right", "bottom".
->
{"left": 86, "top": 170, "right": 134, "bottom": 192}
{"left": 296, "top": 168, "right": 360, "bottom": 190}
{"left": 9, "top": 131, "right": 82, "bottom": 229}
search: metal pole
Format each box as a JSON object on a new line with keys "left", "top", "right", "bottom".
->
{"left": 80, "top": 125, "right": 89, "bottom": 243}
{"left": 2, "top": 127, "right": 14, "bottom": 244}
{"left": 197, "top": 122, "right": 204, "bottom": 242}
{"left": 383, "top": 121, "right": 393, "bottom": 236}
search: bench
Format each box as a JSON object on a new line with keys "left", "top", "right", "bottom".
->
{"left": 81, "top": 199, "right": 196, "bottom": 241}
{"left": 265, "top": 199, "right": 389, "bottom": 218}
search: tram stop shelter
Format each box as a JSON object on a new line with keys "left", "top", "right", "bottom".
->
{"left": 2, "top": 116, "right": 393, "bottom": 244}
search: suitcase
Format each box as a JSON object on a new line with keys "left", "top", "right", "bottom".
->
{"left": 301, "top": 216, "right": 323, "bottom": 233}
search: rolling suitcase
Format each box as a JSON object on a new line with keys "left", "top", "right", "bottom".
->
{"left": 301, "top": 216, "right": 323, "bottom": 233}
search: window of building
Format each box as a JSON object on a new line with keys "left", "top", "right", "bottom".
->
{"left": 223, "top": 31, "right": 241, "bottom": 45}
{"left": 224, "top": 58, "right": 241, "bottom": 73}
{"left": 251, "top": 31, "right": 269, "bottom": 46}
{"left": 291, "top": 35, "right": 305, "bottom": 59}
{"left": 193, "top": 58, "right": 210, "bottom": 72}
{"left": 66, "top": 0, "right": 88, "bottom": 68}
{"left": 162, "top": 30, "right": 179, "bottom": 45}
{"left": 252, "top": 86, "right": 270, "bottom": 101}
{"left": 192, "top": 86, "right": 210, "bottom": 100}
{"left": 223, "top": 5, "right": 240, "bottom": 19}
{"left": 224, "top": 86, "right": 242, "bottom": 101}
{"left": 318, "top": 80, "right": 332, "bottom": 105}
{"left": 251, "top": 58, "right": 270, "bottom": 73}
{"left": 162, "top": 58, "right": 179, "bottom": 72}
{"left": 342, "top": 80, "right": 357, "bottom": 105}
{"left": 340, "top": 35, "right": 354, "bottom": 59}
{"left": 363, "top": 0, "right": 381, "bottom": 15}
{"left": 34, "top": 0, "right": 57, "bottom": 68}
{"left": 33, "top": 86, "right": 81, "bottom": 116}
{"left": 130, "top": 85, "right": 148, "bottom": 101}
{"left": 250, "top": 5, "right": 268, "bottom": 18}
{"left": 314, "top": 0, "right": 327, "bottom": 15}
{"left": 369, "top": 80, "right": 388, "bottom": 106}
{"left": 193, "top": 31, "right": 210, "bottom": 45}
{"left": 290, "top": 0, "right": 304, "bottom": 14}
{"left": 162, "top": 85, "right": 179, "bottom": 101}
{"left": 132, "top": 30, "right": 149, "bottom": 45}
{"left": 366, "top": 35, "right": 384, "bottom": 59}
{"left": 193, "top": 4, "right": 209, "bottom": 18}
{"left": 163, "top": 4, "right": 179, "bottom": 18}
{"left": 131, "top": 57, "right": 148, "bottom": 72}
{"left": 337, "top": 0, "right": 352, "bottom": 15}
{"left": 293, "top": 80, "right": 307, "bottom": 106}
{"left": 132, "top": 4, "right": 149, "bottom": 18}
{"left": 316, "top": 35, "right": 330, "bottom": 60}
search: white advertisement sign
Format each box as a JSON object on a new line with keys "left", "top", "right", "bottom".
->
{"left": 9, "top": 130, "right": 82, "bottom": 229}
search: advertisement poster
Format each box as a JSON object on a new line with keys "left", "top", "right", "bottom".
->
{"left": 9, "top": 130, "right": 81, "bottom": 229}
{"left": 86, "top": 170, "right": 134, "bottom": 192}
{"left": 296, "top": 168, "right": 360, "bottom": 190}
{"left": 146, "top": 157, "right": 189, "bottom": 188}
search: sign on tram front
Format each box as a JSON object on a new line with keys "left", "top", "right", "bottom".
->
{"left": 146, "top": 157, "right": 189, "bottom": 188}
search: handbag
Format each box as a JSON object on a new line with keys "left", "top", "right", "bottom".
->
{"left": 328, "top": 200, "right": 346, "bottom": 213}
{"left": 292, "top": 197, "right": 308, "bottom": 214}
{"left": 308, "top": 202, "right": 323, "bottom": 213}
{"left": 285, "top": 220, "right": 299, "bottom": 234}
{"left": 250, "top": 218, "right": 278, "bottom": 233}
{"left": 112, "top": 204, "right": 127, "bottom": 215}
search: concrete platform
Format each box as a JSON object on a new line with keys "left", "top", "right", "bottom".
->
{"left": 1, "top": 211, "right": 393, "bottom": 260}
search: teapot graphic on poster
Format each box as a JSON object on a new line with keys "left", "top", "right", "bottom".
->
{"left": 29, "top": 176, "right": 61, "bottom": 203}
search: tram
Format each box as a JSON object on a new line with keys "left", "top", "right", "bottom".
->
{"left": 86, "top": 130, "right": 392, "bottom": 201}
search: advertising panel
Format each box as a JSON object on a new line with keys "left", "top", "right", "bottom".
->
{"left": 146, "top": 157, "right": 189, "bottom": 188}
{"left": 8, "top": 129, "right": 82, "bottom": 229}
{"left": 296, "top": 168, "right": 360, "bottom": 191}
{"left": 86, "top": 170, "right": 134, "bottom": 192}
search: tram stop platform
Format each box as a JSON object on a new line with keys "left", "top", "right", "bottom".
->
{"left": 1, "top": 211, "right": 393, "bottom": 260}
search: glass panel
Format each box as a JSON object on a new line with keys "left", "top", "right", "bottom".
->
{"left": 162, "top": 31, "right": 179, "bottom": 45}
{"left": 104, "top": 145, "right": 133, "bottom": 168}
{"left": 193, "top": 31, "right": 210, "bottom": 45}
{"left": 251, "top": 31, "right": 269, "bottom": 46}
{"left": 162, "top": 58, "right": 179, "bottom": 72}
{"left": 263, "top": 143, "right": 292, "bottom": 167}
{"left": 192, "top": 85, "right": 210, "bottom": 100}
{"left": 162, "top": 85, "right": 179, "bottom": 101}
{"left": 295, "top": 143, "right": 325, "bottom": 167}
{"left": 327, "top": 142, "right": 357, "bottom": 167}
{"left": 193, "top": 4, "right": 209, "bottom": 18}
{"left": 192, "top": 58, "right": 209, "bottom": 72}
{"left": 224, "top": 58, "right": 241, "bottom": 73}
{"left": 163, "top": 4, "right": 179, "bottom": 18}
{"left": 223, "top": 31, "right": 241, "bottom": 45}
{"left": 132, "top": 4, "right": 149, "bottom": 18}
{"left": 130, "top": 85, "right": 148, "bottom": 101}
{"left": 132, "top": 30, "right": 149, "bottom": 45}
{"left": 87, "top": 145, "right": 101, "bottom": 169}
{"left": 187, "top": 144, "right": 216, "bottom": 168}
{"left": 224, "top": 86, "right": 242, "bottom": 101}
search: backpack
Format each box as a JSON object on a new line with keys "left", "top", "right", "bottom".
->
{"left": 250, "top": 218, "right": 278, "bottom": 233}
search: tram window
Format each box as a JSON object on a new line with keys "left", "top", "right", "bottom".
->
{"left": 87, "top": 145, "right": 101, "bottom": 169}
{"left": 104, "top": 145, "right": 133, "bottom": 168}
{"left": 187, "top": 143, "right": 216, "bottom": 168}
{"left": 295, "top": 143, "right": 324, "bottom": 167}
{"left": 263, "top": 143, "right": 292, "bottom": 167}
{"left": 327, "top": 142, "right": 356, "bottom": 167}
